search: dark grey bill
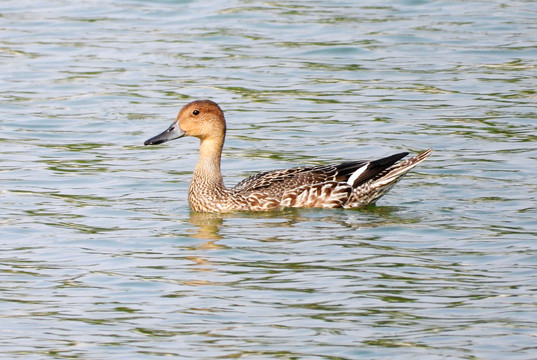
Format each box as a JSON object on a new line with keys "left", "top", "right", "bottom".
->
{"left": 144, "top": 122, "right": 186, "bottom": 145}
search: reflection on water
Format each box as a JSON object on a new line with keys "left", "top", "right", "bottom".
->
{"left": 188, "top": 211, "right": 225, "bottom": 242}
{"left": 187, "top": 206, "right": 409, "bottom": 243}
{"left": 1, "top": 0, "right": 537, "bottom": 359}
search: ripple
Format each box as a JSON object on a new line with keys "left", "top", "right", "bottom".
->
{"left": 1, "top": 0, "right": 537, "bottom": 359}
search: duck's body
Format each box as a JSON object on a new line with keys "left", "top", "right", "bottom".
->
{"left": 145, "top": 100, "right": 431, "bottom": 213}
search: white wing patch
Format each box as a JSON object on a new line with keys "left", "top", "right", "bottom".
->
{"left": 346, "top": 163, "right": 369, "bottom": 186}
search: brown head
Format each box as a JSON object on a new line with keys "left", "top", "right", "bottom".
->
{"left": 144, "top": 100, "right": 226, "bottom": 146}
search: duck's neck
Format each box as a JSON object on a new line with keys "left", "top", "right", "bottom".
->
{"left": 191, "top": 136, "right": 226, "bottom": 191}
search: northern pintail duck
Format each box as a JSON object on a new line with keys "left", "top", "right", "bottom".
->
{"left": 145, "top": 100, "right": 431, "bottom": 213}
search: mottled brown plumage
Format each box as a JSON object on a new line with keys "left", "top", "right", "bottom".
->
{"left": 145, "top": 100, "right": 431, "bottom": 213}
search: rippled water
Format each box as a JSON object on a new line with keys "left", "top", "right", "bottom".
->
{"left": 2, "top": 0, "right": 537, "bottom": 359}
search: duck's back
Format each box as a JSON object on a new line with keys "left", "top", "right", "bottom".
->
{"left": 230, "top": 152, "right": 413, "bottom": 210}
{"left": 232, "top": 164, "right": 336, "bottom": 195}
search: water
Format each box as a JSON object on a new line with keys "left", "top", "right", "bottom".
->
{"left": 1, "top": 0, "right": 537, "bottom": 359}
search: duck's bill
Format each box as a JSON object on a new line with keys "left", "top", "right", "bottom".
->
{"left": 144, "top": 122, "right": 186, "bottom": 145}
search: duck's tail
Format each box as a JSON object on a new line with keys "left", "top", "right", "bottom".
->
{"left": 344, "top": 149, "right": 432, "bottom": 208}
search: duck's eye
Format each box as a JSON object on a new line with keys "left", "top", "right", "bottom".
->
{"left": 192, "top": 110, "right": 199, "bottom": 116}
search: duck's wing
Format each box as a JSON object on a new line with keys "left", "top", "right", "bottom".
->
{"left": 334, "top": 152, "right": 409, "bottom": 187}
{"left": 231, "top": 164, "right": 340, "bottom": 195}
{"left": 278, "top": 150, "right": 431, "bottom": 209}
{"left": 232, "top": 152, "right": 410, "bottom": 197}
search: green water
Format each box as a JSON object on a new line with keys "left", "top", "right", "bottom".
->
{"left": 1, "top": 1, "right": 537, "bottom": 359}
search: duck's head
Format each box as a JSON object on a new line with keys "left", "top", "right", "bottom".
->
{"left": 144, "top": 100, "right": 226, "bottom": 146}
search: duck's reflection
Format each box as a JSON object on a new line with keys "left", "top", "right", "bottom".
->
{"left": 187, "top": 208, "right": 294, "bottom": 244}
{"left": 182, "top": 206, "right": 418, "bottom": 281}
{"left": 187, "top": 205, "right": 413, "bottom": 245}
{"left": 180, "top": 212, "right": 227, "bottom": 277}
{"left": 188, "top": 211, "right": 225, "bottom": 246}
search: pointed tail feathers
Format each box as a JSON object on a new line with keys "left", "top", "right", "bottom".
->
{"left": 373, "top": 149, "right": 432, "bottom": 187}
{"left": 345, "top": 152, "right": 409, "bottom": 188}
{"left": 344, "top": 149, "right": 432, "bottom": 208}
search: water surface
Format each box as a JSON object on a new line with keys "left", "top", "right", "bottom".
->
{"left": 1, "top": 1, "right": 537, "bottom": 359}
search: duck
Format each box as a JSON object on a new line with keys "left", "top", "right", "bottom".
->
{"left": 144, "top": 100, "right": 432, "bottom": 213}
